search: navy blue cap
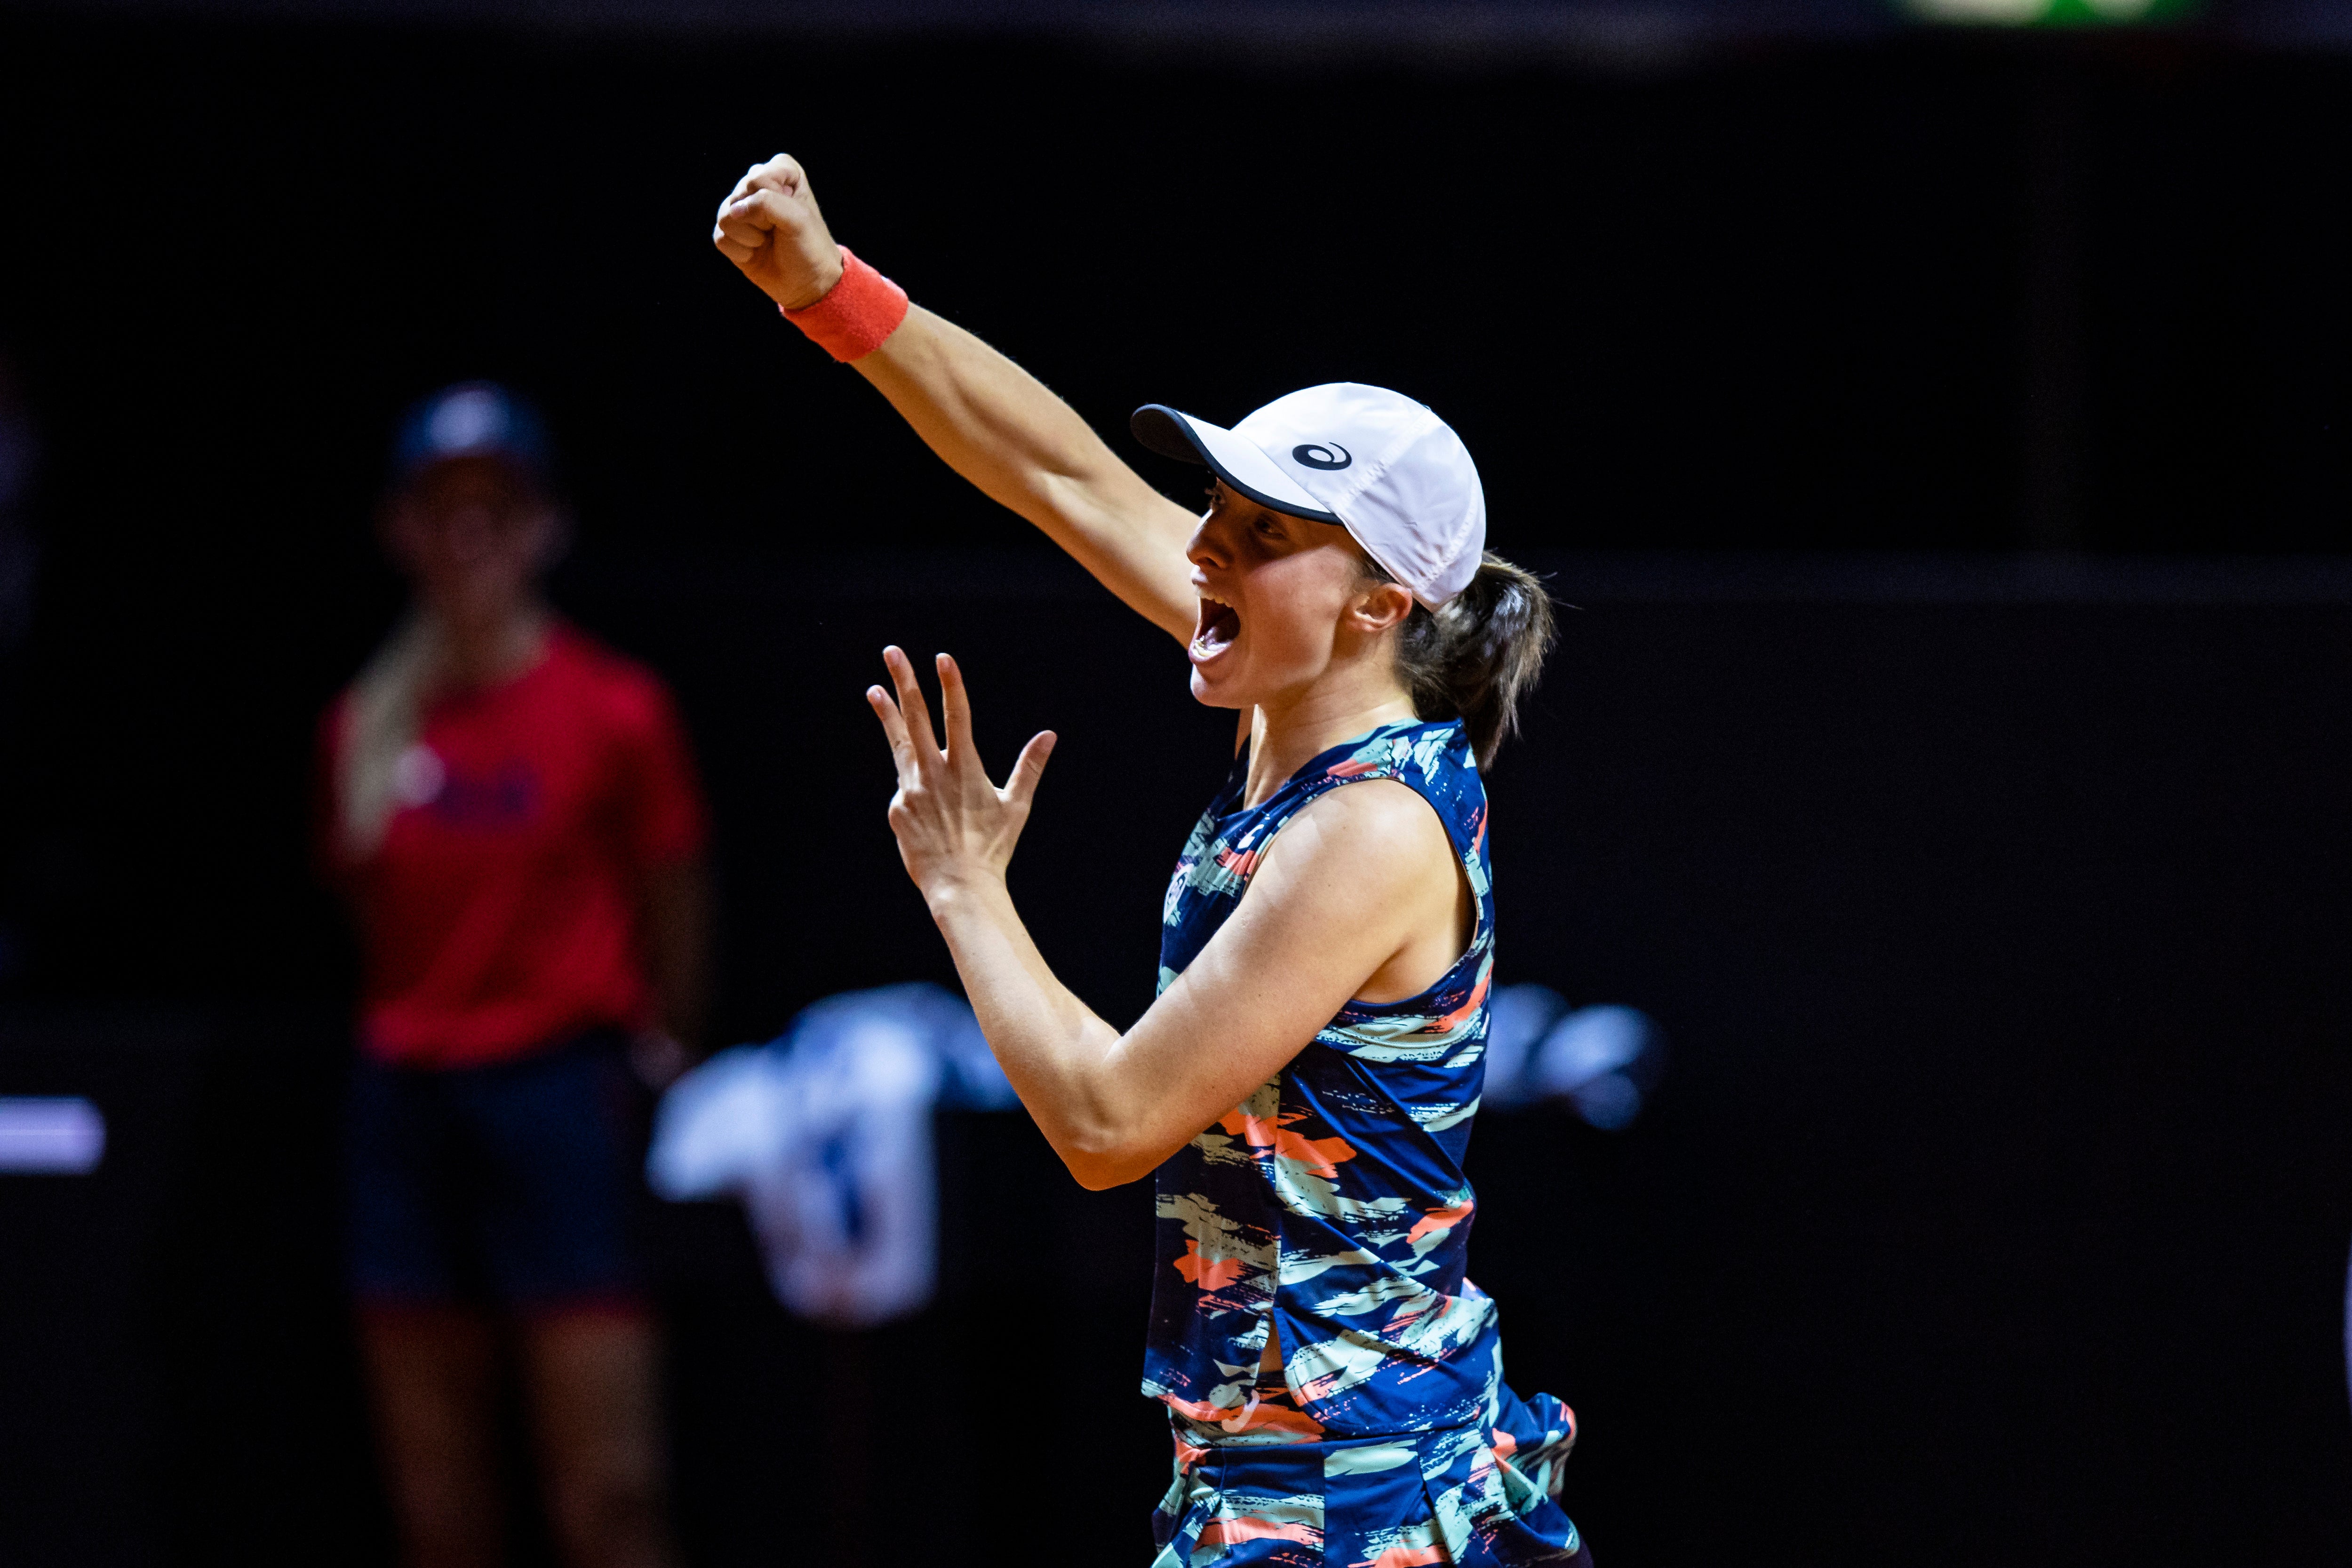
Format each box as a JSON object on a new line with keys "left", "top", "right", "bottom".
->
{"left": 390, "top": 382, "right": 552, "bottom": 488}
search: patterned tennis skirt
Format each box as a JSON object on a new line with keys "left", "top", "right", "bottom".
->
{"left": 1150, "top": 1385, "right": 1590, "bottom": 1567}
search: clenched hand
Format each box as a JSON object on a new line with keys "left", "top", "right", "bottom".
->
{"left": 712, "top": 153, "right": 845, "bottom": 311}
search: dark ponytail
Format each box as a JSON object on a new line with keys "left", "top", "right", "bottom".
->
{"left": 1379, "top": 552, "right": 1556, "bottom": 771}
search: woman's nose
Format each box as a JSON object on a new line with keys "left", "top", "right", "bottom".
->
{"left": 1185, "top": 515, "right": 1228, "bottom": 567}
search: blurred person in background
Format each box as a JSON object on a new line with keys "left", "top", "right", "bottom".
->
{"left": 318, "top": 382, "right": 708, "bottom": 1568}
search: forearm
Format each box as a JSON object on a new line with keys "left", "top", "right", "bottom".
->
{"left": 641, "top": 858, "right": 712, "bottom": 1049}
{"left": 712, "top": 158, "right": 1197, "bottom": 635}
{"left": 856, "top": 309, "right": 1198, "bottom": 640}
{"left": 923, "top": 876, "right": 1145, "bottom": 1188}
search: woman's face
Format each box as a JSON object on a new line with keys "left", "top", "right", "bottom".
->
{"left": 1185, "top": 481, "right": 1411, "bottom": 711}
{"left": 383, "top": 456, "right": 558, "bottom": 628}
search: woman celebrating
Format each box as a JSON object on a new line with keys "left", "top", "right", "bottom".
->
{"left": 716, "top": 157, "right": 1587, "bottom": 1567}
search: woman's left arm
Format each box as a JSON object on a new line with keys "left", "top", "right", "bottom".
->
{"left": 638, "top": 856, "right": 712, "bottom": 1054}
{"left": 870, "top": 648, "right": 1453, "bottom": 1189}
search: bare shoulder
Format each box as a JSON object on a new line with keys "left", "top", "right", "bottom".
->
{"left": 1254, "top": 778, "right": 1457, "bottom": 897}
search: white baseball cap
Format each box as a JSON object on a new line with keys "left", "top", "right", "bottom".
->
{"left": 1131, "top": 382, "right": 1487, "bottom": 609}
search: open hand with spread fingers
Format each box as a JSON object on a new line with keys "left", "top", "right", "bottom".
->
{"left": 711, "top": 153, "right": 845, "bottom": 311}
{"left": 867, "top": 648, "right": 1057, "bottom": 903}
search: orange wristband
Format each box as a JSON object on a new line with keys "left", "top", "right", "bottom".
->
{"left": 780, "top": 246, "right": 909, "bottom": 363}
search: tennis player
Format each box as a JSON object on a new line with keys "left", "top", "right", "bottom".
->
{"left": 716, "top": 154, "right": 1588, "bottom": 1567}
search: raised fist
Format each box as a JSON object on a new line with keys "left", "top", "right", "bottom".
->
{"left": 712, "top": 154, "right": 844, "bottom": 312}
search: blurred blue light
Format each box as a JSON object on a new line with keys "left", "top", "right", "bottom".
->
{"left": 1486, "top": 987, "right": 1666, "bottom": 1129}
{"left": 1568, "top": 1073, "right": 1645, "bottom": 1130}
{"left": 0, "top": 1097, "right": 106, "bottom": 1174}
{"left": 1533, "top": 1004, "right": 1652, "bottom": 1094}
{"left": 1484, "top": 983, "right": 1571, "bottom": 1107}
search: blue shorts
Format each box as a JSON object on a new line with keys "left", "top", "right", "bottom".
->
{"left": 345, "top": 1030, "right": 649, "bottom": 1312}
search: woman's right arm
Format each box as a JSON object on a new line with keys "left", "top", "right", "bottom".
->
{"left": 713, "top": 154, "right": 1200, "bottom": 643}
{"left": 866, "top": 649, "right": 1462, "bottom": 1191}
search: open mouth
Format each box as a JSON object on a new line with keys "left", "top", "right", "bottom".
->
{"left": 1191, "top": 593, "right": 1240, "bottom": 663}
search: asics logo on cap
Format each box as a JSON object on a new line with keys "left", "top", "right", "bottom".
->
{"left": 1292, "top": 443, "right": 1352, "bottom": 471}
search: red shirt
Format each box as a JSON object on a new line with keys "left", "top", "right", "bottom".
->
{"left": 320, "top": 626, "right": 707, "bottom": 1069}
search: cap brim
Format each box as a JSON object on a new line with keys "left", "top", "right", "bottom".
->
{"left": 1130, "top": 405, "right": 1342, "bottom": 525}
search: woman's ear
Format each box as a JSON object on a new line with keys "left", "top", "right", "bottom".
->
{"left": 1348, "top": 578, "right": 1416, "bottom": 637}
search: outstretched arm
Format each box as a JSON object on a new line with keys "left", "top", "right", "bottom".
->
{"left": 867, "top": 648, "right": 1459, "bottom": 1189}
{"left": 713, "top": 155, "right": 1200, "bottom": 642}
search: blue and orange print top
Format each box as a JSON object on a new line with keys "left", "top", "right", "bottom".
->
{"left": 1145, "top": 717, "right": 1502, "bottom": 1447}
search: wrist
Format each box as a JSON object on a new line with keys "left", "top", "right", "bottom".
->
{"left": 921, "top": 868, "right": 1007, "bottom": 920}
{"left": 780, "top": 245, "right": 908, "bottom": 362}
{"left": 775, "top": 248, "right": 843, "bottom": 313}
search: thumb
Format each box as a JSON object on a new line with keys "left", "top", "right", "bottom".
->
{"left": 1004, "top": 731, "right": 1058, "bottom": 812}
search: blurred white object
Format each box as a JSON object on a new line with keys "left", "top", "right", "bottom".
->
{"left": 1532, "top": 1004, "right": 1658, "bottom": 1130}
{"left": 0, "top": 1097, "right": 106, "bottom": 1173}
{"left": 1482, "top": 985, "right": 1564, "bottom": 1107}
{"left": 1483, "top": 986, "right": 1664, "bottom": 1130}
{"left": 647, "top": 983, "right": 1011, "bottom": 1328}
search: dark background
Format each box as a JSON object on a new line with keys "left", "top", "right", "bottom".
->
{"left": 3, "top": 2, "right": 2352, "bottom": 1565}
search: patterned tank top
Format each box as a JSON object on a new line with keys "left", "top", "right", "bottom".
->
{"left": 1144, "top": 717, "right": 1500, "bottom": 1446}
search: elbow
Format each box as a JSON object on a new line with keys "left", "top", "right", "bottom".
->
{"left": 1065, "top": 1155, "right": 1154, "bottom": 1192}
{"left": 1044, "top": 1075, "right": 1171, "bottom": 1190}
{"left": 1056, "top": 1129, "right": 1163, "bottom": 1191}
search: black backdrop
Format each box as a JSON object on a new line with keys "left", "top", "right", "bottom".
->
{"left": 601, "top": 562, "right": 2352, "bottom": 1566}
{"left": 9, "top": 15, "right": 2352, "bottom": 1007}
{"left": 5, "top": 9, "right": 2352, "bottom": 1567}
{"left": 8, "top": 569, "right": 2352, "bottom": 1566}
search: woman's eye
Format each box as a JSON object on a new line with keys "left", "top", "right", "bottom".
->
{"left": 1255, "top": 518, "right": 1281, "bottom": 537}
